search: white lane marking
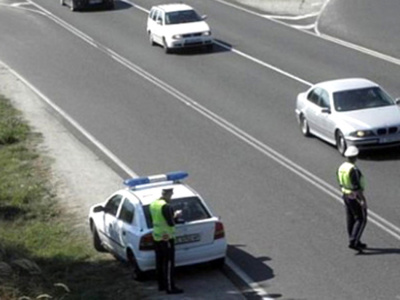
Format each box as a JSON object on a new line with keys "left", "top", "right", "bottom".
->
{"left": 266, "top": 12, "right": 319, "bottom": 20}
{"left": 213, "top": 40, "right": 313, "bottom": 86}
{"left": 226, "top": 258, "right": 274, "bottom": 300}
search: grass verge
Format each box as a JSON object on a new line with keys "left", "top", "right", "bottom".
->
{"left": 0, "top": 95, "right": 147, "bottom": 299}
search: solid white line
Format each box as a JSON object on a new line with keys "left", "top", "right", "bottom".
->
{"left": 268, "top": 12, "right": 319, "bottom": 20}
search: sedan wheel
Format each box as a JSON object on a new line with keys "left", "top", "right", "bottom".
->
{"left": 299, "top": 114, "right": 310, "bottom": 137}
{"left": 336, "top": 131, "right": 347, "bottom": 156}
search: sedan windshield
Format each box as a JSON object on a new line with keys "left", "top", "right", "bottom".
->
{"left": 165, "top": 10, "right": 202, "bottom": 25}
{"left": 333, "top": 87, "right": 395, "bottom": 112}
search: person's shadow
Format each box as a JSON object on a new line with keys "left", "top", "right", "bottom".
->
{"left": 356, "top": 247, "right": 400, "bottom": 256}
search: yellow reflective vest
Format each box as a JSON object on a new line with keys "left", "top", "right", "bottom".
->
{"left": 337, "top": 162, "right": 365, "bottom": 194}
{"left": 149, "top": 199, "right": 175, "bottom": 241}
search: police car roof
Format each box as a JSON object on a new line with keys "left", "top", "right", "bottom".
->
{"left": 131, "top": 183, "right": 196, "bottom": 206}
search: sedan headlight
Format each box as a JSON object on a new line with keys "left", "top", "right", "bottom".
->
{"left": 349, "top": 130, "right": 375, "bottom": 137}
{"left": 172, "top": 34, "right": 182, "bottom": 39}
{"left": 202, "top": 31, "right": 211, "bottom": 36}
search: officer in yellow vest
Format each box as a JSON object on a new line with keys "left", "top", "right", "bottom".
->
{"left": 337, "top": 146, "right": 368, "bottom": 251}
{"left": 149, "top": 188, "right": 183, "bottom": 294}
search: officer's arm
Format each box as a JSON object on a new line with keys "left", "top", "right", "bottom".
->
{"left": 162, "top": 204, "right": 175, "bottom": 226}
{"left": 349, "top": 168, "right": 361, "bottom": 190}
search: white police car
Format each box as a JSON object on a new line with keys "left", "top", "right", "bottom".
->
{"left": 88, "top": 171, "right": 227, "bottom": 280}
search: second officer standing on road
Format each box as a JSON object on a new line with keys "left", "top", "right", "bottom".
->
{"left": 149, "top": 188, "right": 184, "bottom": 294}
{"left": 337, "top": 146, "right": 368, "bottom": 252}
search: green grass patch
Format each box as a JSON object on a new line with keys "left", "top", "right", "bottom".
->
{"left": 0, "top": 95, "right": 147, "bottom": 299}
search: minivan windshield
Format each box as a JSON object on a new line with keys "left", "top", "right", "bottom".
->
{"left": 165, "top": 10, "right": 202, "bottom": 25}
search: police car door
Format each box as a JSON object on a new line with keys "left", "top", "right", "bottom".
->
{"left": 103, "top": 194, "right": 123, "bottom": 253}
{"left": 114, "top": 198, "right": 137, "bottom": 259}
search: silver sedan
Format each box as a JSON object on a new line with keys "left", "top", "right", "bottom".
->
{"left": 295, "top": 78, "right": 400, "bottom": 155}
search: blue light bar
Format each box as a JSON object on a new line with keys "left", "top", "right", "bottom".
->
{"left": 124, "top": 171, "right": 188, "bottom": 188}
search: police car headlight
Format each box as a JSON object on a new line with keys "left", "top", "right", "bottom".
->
{"left": 202, "top": 31, "right": 211, "bottom": 36}
{"left": 349, "top": 130, "right": 375, "bottom": 137}
{"left": 172, "top": 34, "right": 182, "bottom": 39}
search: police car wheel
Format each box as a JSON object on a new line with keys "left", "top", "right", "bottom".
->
{"left": 92, "top": 224, "right": 107, "bottom": 253}
{"left": 127, "top": 250, "right": 145, "bottom": 281}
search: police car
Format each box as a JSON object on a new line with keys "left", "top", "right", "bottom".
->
{"left": 88, "top": 171, "right": 227, "bottom": 280}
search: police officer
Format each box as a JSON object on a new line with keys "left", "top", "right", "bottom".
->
{"left": 149, "top": 188, "right": 184, "bottom": 294}
{"left": 337, "top": 146, "right": 368, "bottom": 251}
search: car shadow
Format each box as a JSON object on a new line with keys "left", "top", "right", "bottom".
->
{"left": 358, "top": 146, "right": 400, "bottom": 161}
{"left": 355, "top": 247, "right": 400, "bottom": 256}
{"left": 77, "top": 0, "right": 131, "bottom": 12}
{"left": 172, "top": 39, "right": 232, "bottom": 56}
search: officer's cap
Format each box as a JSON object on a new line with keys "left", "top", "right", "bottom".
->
{"left": 162, "top": 188, "right": 173, "bottom": 194}
{"left": 344, "top": 146, "right": 359, "bottom": 157}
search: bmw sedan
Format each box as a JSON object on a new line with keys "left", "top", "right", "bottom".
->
{"left": 295, "top": 78, "right": 400, "bottom": 155}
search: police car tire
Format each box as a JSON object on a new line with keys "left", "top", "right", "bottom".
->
{"left": 128, "top": 250, "right": 145, "bottom": 281}
{"left": 92, "top": 224, "right": 107, "bottom": 253}
{"left": 299, "top": 114, "right": 310, "bottom": 137}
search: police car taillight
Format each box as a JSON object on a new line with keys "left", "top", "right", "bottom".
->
{"left": 214, "top": 221, "right": 225, "bottom": 240}
{"left": 139, "top": 233, "right": 154, "bottom": 251}
{"left": 124, "top": 171, "right": 188, "bottom": 188}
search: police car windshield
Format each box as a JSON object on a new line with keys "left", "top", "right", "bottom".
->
{"left": 143, "top": 196, "right": 211, "bottom": 228}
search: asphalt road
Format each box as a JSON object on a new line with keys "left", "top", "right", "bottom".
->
{"left": 1, "top": 0, "right": 400, "bottom": 299}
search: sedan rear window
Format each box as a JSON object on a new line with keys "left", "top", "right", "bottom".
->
{"left": 143, "top": 196, "right": 211, "bottom": 228}
{"left": 333, "top": 87, "right": 395, "bottom": 112}
{"left": 165, "top": 10, "right": 202, "bottom": 25}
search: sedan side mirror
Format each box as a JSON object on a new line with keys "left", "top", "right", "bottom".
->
{"left": 93, "top": 205, "right": 105, "bottom": 213}
{"left": 395, "top": 98, "right": 400, "bottom": 105}
{"left": 201, "top": 15, "right": 208, "bottom": 20}
{"left": 321, "top": 107, "right": 331, "bottom": 114}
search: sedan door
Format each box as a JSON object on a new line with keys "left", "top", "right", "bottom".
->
{"left": 101, "top": 194, "right": 123, "bottom": 252}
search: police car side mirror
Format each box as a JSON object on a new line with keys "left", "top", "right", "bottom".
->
{"left": 93, "top": 205, "right": 105, "bottom": 213}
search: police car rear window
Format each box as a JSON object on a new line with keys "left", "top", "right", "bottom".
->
{"left": 143, "top": 196, "right": 211, "bottom": 228}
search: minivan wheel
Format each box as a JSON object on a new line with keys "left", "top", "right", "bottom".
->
{"left": 149, "top": 32, "right": 155, "bottom": 46}
{"left": 163, "top": 38, "right": 171, "bottom": 54}
{"left": 336, "top": 130, "right": 347, "bottom": 156}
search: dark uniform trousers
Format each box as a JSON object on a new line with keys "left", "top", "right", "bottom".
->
{"left": 154, "top": 239, "right": 176, "bottom": 291}
{"left": 343, "top": 195, "right": 367, "bottom": 245}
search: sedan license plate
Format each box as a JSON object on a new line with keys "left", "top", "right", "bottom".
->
{"left": 176, "top": 233, "right": 200, "bottom": 245}
{"left": 381, "top": 136, "right": 400, "bottom": 143}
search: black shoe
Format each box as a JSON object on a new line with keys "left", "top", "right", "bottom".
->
{"left": 167, "top": 287, "right": 184, "bottom": 294}
{"left": 348, "top": 243, "right": 362, "bottom": 251}
{"left": 357, "top": 242, "right": 367, "bottom": 249}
